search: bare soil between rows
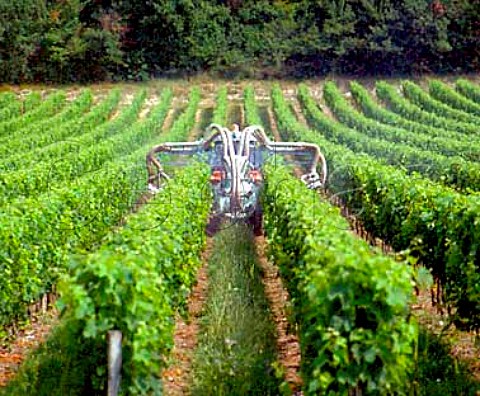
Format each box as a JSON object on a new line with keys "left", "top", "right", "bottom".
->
{"left": 254, "top": 235, "right": 303, "bottom": 394}
{"left": 0, "top": 306, "right": 58, "bottom": 387}
{"left": 162, "top": 238, "right": 212, "bottom": 395}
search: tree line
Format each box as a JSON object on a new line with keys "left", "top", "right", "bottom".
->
{"left": 0, "top": 0, "right": 478, "bottom": 83}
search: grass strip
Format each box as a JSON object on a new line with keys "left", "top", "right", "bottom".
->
{"left": 191, "top": 223, "right": 281, "bottom": 395}
{"left": 414, "top": 329, "right": 479, "bottom": 395}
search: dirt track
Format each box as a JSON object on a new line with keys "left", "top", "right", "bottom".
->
{"left": 254, "top": 235, "right": 303, "bottom": 394}
{"left": 162, "top": 238, "right": 212, "bottom": 395}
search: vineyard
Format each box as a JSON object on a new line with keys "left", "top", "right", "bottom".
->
{"left": 0, "top": 77, "right": 479, "bottom": 395}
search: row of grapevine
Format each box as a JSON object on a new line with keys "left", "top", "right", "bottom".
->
{"left": 61, "top": 164, "right": 211, "bottom": 394}
{"left": 0, "top": 89, "right": 123, "bottom": 171}
{"left": 263, "top": 164, "right": 416, "bottom": 395}
{"left": 272, "top": 85, "right": 480, "bottom": 330}
{"left": 403, "top": 81, "right": 480, "bottom": 125}
{"left": 0, "top": 92, "right": 41, "bottom": 123}
{"left": 0, "top": 91, "right": 16, "bottom": 107}
{"left": 211, "top": 86, "right": 228, "bottom": 125}
{"left": 157, "top": 88, "right": 200, "bottom": 142}
{"left": 429, "top": 80, "right": 480, "bottom": 117}
{"left": 0, "top": 87, "right": 204, "bottom": 327}
{"left": 0, "top": 90, "right": 93, "bottom": 150}
{"left": 349, "top": 82, "right": 474, "bottom": 146}
{"left": 0, "top": 90, "right": 167, "bottom": 205}
{"left": 0, "top": 91, "right": 66, "bottom": 137}
{"left": 324, "top": 82, "right": 480, "bottom": 163}
{"left": 0, "top": 154, "right": 146, "bottom": 327}
{"left": 303, "top": 84, "right": 480, "bottom": 191}
{"left": 244, "top": 86, "right": 415, "bottom": 394}
{"left": 244, "top": 85, "right": 263, "bottom": 126}
{"left": 376, "top": 82, "right": 478, "bottom": 135}
{"left": 0, "top": 91, "right": 42, "bottom": 127}
{"left": 456, "top": 79, "right": 480, "bottom": 103}
{"left": 0, "top": 101, "right": 22, "bottom": 123}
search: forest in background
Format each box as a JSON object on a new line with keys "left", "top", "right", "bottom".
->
{"left": 0, "top": 0, "right": 478, "bottom": 83}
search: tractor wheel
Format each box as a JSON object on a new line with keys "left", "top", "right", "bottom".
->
{"left": 207, "top": 214, "right": 221, "bottom": 237}
{"left": 251, "top": 207, "right": 263, "bottom": 236}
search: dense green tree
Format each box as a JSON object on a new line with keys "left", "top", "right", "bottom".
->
{"left": 0, "top": 1, "right": 47, "bottom": 82}
{"left": 0, "top": 0, "right": 478, "bottom": 82}
{"left": 0, "top": 0, "right": 123, "bottom": 83}
{"left": 445, "top": 0, "right": 480, "bottom": 71}
{"left": 288, "top": 0, "right": 455, "bottom": 75}
{"left": 32, "top": 0, "right": 123, "bottom": 81}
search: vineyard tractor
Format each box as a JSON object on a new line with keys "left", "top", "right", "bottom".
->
{"left": 146, "top": 123, "right": 327, "bottom": 234}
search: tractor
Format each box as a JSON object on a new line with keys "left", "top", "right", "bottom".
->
{"left": 146, "top": 123, "right": 327, "bottom": 235}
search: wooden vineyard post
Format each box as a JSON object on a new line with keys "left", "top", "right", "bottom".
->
{"left": 108, "top": 330, "right": 122, "bottom": 396}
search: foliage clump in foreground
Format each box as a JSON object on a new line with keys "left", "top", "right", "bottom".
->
{"left": 263, "top": 164, "right": 417, "bottom": 395}
{"left": 1, "top": 164, "right": 211, "bottom": 395}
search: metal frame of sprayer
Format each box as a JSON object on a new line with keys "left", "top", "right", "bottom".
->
{"left": 146, "top": 123, "right": 327, "bottom": 220}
